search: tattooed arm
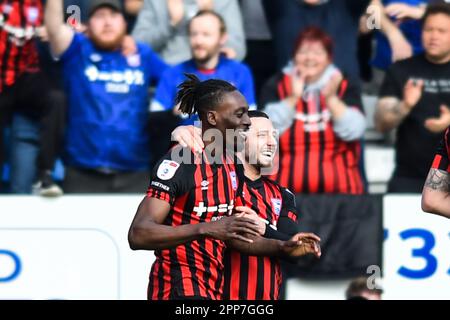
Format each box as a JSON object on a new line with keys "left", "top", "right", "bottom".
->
{"left": 421, "top": 168, "right": 450, "bottom": 219}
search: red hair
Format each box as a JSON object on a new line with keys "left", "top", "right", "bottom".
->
{"left": 292, "top": 26, "right": 334, "bottom": 59}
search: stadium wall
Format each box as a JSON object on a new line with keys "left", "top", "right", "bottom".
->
{"left": 0, "top": 195, "right": 448, "bottom": 300}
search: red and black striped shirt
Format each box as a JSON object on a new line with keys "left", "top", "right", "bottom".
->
{"left": 431, "top": 127, "right": 450, "bottom": 174}
{"left": 146, "top": 147, "right": 241, "bottom": 300}
{"left": 223, "top": 176, "right": 298, "bottom": 300}
{"left": 262, "top": 73, "right": 365, "bottom": 194}
{"left": 0, "top": 0, "right": 42, "bottom": 92}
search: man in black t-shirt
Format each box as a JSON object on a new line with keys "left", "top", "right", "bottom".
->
{"left": 375, "top": 3, "right": 450, "bottom": 193}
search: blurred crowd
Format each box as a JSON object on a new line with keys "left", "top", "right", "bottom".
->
{"left": 0, "top": 0, "right": 449, "bottom": 196}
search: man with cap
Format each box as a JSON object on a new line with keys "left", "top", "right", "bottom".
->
{"left": 45, "top": 0, "right": 168, "bottom": 193}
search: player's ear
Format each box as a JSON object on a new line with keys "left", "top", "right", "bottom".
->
{"left": 206, "top": 110, "right": 218, "bottom": 126}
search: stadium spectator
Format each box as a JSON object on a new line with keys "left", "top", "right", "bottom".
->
{"left": 0, "top": 0, "right": 51, "bottom": 193}
{"left": 150, "top": 10, "right": 256, "bottom": 124}
{"left": 262, "top": 0, "right": 370, "bottom": 80}
{"left": 128, "top": 74, "right": 319, "bottom": 300}
{"left": 421, "top": 126, "right": 450, "bottom": 218}
{"left": 260, "top": 27, "right": 367, "bottom": 194}
{"left": 345, "top": 277, "right": 383, "bottom": 300}
{"left": 375, "top": 3, "right": 450, "bottom": 193}
{"left": 131, "top": 0, "right": 246, "bottom": 65}
{"left": 45, "top": 0, "right": 168, "bottom": 193}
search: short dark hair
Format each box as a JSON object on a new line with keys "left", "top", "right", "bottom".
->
{"left": 248, "top": 110, "right": 269, "bottom": 119}
{"left": 345, "top": 277, "right": 383, "bottom": 300}
{"left": 175, "top": 73, "right": 237, "bottom": 119}
{"left": 423, "top": 2, "right": 450, "bottom": 26}
{"left": 188, "top": 10, "right": 227, "bottom": 35}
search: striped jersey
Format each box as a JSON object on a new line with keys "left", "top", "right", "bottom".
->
{"left": 146, "top": 147, "right": 241, "bottom": 300}
{"left": 223, "top": 176, "right": 298, "bottom": 300}
{"left": 0, "top": 0, "right": 43, "bottom": 92}
{"left": 431, "top": 127, "right": 450, "bottom": 174}
{"left": 262, "top": 73, "right": 365, "bottom": 194}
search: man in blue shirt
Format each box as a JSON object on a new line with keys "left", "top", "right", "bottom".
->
{"left": 45, "top": 0, "right": 168, "bottom": 193}
{"left": 150, "top": 10, "right": 256, "bottom": 126}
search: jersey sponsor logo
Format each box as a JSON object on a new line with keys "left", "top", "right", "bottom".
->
{"left": 229, "top": 171, "right": 237, "bottom": 190}
{"left": 84, "top": 65, "right": 145, "bottom": 86}
{"left": 271, "top": 198, "right": 282, "bottom": 216}
{"left": 151, "top": 181, "right": 170, "bottom": 191}
{"left": 157, "top": 160, "right": 180, "bottom": 180}
{"left": 193, "top": 200, "right": 235, "bottom": 217}
{"left": 127, "top": 54, "right": 141, "bottom": 67}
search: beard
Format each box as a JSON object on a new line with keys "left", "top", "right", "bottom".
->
{"left": 191, "top": 46, "right": 220, "bottom": 64}
{"left": 89, "top": 29, "right": 126, "bottom": 51}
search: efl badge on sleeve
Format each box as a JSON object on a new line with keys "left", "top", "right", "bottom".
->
{"left": 157, "top": 160, "right": 180, "bottom": 180}
{"left": 271, "top": 198, "right": 282, "bottom": 216}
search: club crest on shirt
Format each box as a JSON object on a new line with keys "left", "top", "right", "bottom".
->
{"left": 26, "top": 7, "right": 39, "bottom": 23}
{"left": 229, "top": 171, "right": 237, "bottom": 191}
{"left": 127, "top": 54, "right": 141, "bottom": 67}
{"left": 2, "top": 4, "right": 13, "bottom": 14}
{"left": 157, "top": 160, "right": 180, "bottom": 180}
{"left": 90, "top": 53, "right": 102, "bottom": 63}
{"left": 271, "top": 198, "right": 282, "bottom": 216}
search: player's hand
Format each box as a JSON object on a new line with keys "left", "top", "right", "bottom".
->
{"left": 235, "top": 206, "right": 266, "bottom": 236}
{"left": 403, "top": 78, "right": 424, "bottom": 110}
{"left": 424, "top": 105, "right": 450, "bottom": 134}
{"left": 282, "top": 232, "right": 321, "bottom": 258}
{"left": 121, "top": 35, "right": 137, "bottom": 57}
{"left": 203, "top": 215, "right": 261, "bottom": 243}
{"left": 171, "top": 125, "right": 204, "bottom": 153}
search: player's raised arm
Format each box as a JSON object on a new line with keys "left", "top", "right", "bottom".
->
{"left": 45, "top": 0, "right": 75, "bottom": 57}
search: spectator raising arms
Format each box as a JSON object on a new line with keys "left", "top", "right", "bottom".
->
{"left": 45, "top": 0, "right": 168, "bottom": 193}
{"left": 375, "top": 3, "right": 450, "bottom": 193}
{"left": 261, "top": 27, "right": 367, "bottom": 194}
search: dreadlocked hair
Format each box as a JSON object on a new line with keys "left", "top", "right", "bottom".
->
{"left": 175, "top": 73, "right": 237, "bottom": 119}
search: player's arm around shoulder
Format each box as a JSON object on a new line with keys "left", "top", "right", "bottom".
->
{"left": 45, "top": 0, "right": 75, "bottom": 57}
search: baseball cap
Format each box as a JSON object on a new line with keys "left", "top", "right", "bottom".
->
{"left": 88, "top": 0, "right": 123, "bottom": 17}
